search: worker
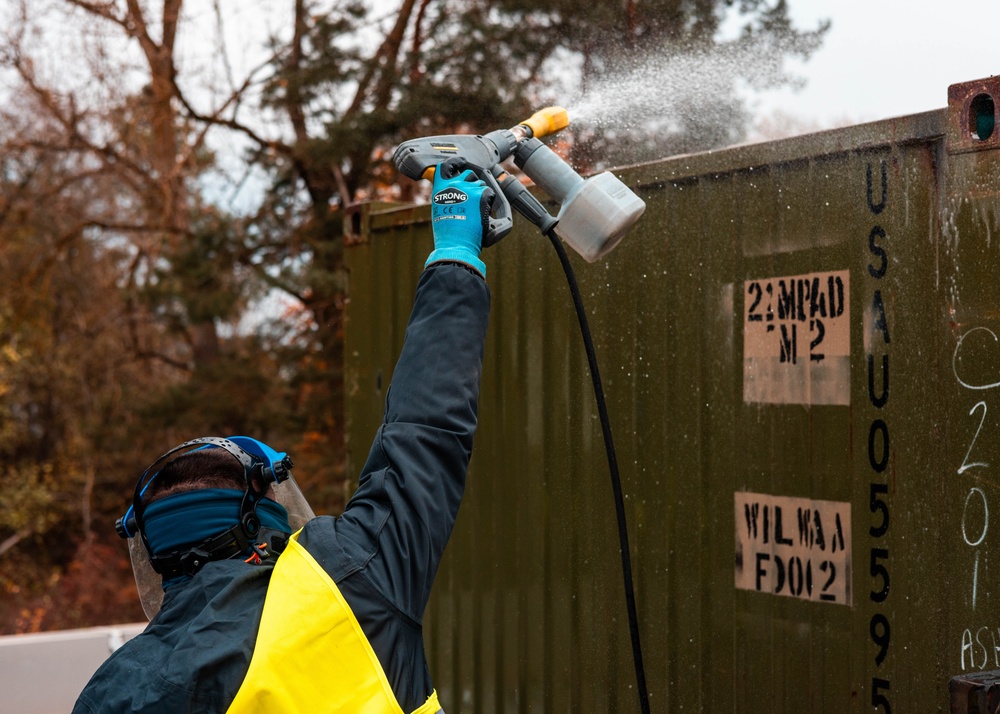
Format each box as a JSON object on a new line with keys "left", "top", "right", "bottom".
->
{"left": 73, "top": 165, "right": 494, "bottom": 714}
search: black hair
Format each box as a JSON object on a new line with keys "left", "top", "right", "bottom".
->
{"left": 144, "top": 449, "right": 245, "bottom": 503}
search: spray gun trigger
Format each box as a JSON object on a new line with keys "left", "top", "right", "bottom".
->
{"left": 434, "top": 157, "right": 512, "bottom": 247}
{"left": 438, "top": 156, "right": 468, "bottom": 180}
{"left": 481, "top": 187, "right": 496, "bottom": 229}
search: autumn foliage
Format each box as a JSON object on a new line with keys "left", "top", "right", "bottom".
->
{"left": 0, "top": 0, "right": 824, "bottom": 632}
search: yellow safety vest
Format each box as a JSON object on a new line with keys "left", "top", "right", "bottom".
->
{"left": 227, "top": 531, "right": 442, "bottom": 714}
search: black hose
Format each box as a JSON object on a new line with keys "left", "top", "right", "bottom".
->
{"left": 545, "top": 228, "right": 651, "bottom": 714}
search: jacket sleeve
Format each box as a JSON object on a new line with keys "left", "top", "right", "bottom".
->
{"left": 335, "top": 262, "right": 490, "bottom": 620}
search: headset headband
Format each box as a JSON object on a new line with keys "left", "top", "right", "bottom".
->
{"left": 115, "top": 436, "right": 293, "bottom": 575}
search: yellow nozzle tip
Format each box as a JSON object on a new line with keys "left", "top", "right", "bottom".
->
{"left": 521, "top": 106, "right": 570, "bottom": 139}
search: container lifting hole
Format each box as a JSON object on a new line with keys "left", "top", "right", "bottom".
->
{"left": 970, "top": 93, "right": 995, "bottom": 141}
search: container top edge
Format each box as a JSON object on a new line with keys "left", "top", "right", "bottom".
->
{"left": 617, "top": 109, "right": 946, "bottom": 186}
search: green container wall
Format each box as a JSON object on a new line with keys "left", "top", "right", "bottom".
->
{"left": 343, "top": 83, "right": 1000, "bottom": 713}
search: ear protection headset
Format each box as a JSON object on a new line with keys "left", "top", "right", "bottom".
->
{"left": 115, "top": 436, "right": 293, "bottom": 578}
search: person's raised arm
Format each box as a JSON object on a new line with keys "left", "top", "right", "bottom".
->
{"left": 338, "top": 166, "right": 493, "bottom": 619}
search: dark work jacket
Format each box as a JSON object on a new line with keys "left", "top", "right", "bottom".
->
{"left": 74, "top": 263, "right": 490, "bottom": 713}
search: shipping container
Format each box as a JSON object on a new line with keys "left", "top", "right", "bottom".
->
{"left": 343, "top": 77, "right": 1000, "bottom": 713}
{"left": 0, "top": 624, "right": 144, "bottom": 713}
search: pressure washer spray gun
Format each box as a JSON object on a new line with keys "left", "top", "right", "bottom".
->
{"left": 392, "top": 106, "right": 646, "bottom": 261}
{"left": 395, "top": 110, "right": 653, "bottom": 713}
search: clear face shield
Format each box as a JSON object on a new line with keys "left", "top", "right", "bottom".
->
{"left": 118, "top": 436, "right": 316, "bottom": 620}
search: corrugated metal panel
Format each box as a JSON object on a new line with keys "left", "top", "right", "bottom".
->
{"left": 344, "top": 83, "right": 1000, "bottom": 713}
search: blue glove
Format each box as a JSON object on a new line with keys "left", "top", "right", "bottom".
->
{"left": 425, "top": 164, "right": 493, "bottom": 278}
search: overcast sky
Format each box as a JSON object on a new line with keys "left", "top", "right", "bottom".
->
{"left": 755, "top": 0, "right": 999, "bottom": 128}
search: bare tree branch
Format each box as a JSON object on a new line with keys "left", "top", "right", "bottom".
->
{"left": 212, "top": 0, "right": 236, "bottom": 92}
{"left": 286, "top": 0, "right": 309, "bottom": 148}
{"left": 251, "top": 268, "right": 307, "bottom": 305}
{"left": 345, "top": 0, "right": 417, "bottom": 118}
{"left": 122, "top": 0, "right": 158, "bottom": 58}
{"left": 169, "top": 55, "right": 291, "bottom": 159}
{"left": 63, "top": 0, "right": 127, "bottom": 28}
{"left": 408, "top": 0, "right": 433, "bottom": 83}
{"left": 282, "top": 0, "right": 341, "bottom": 207}
{"left": 160, "top": 0, "right": 182, "bottom": 54}
{"left": 9, "top": 54, "right": 154, "bottom": 196}
{"left": 0, "top": 530, "right": 30, "bottom": 559}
